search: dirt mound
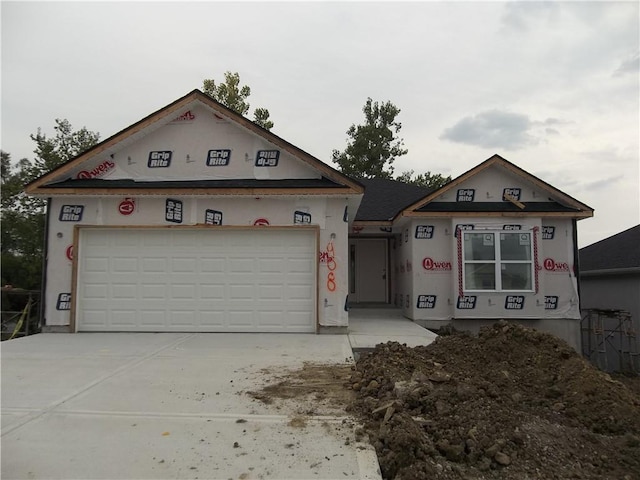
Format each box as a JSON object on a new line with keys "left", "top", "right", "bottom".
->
{"left": 348, "top": 321, "right": 640, "bottom": 480}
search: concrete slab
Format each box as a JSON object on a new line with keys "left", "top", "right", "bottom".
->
{"left": 347, "top": 308, "right": 438, "bottom": 349}
{"left": 2, "top": 333, "right": 190, "bottom": 410}
{"left": 1, "top": 333, "right": 381, "bottom": 480}
{"left": 2, "top": 412, "right": 367, "bottom": 480}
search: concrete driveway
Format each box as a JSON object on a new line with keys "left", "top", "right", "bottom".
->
{"left": 1, "top": 333, "right": 381, "bottom": 480}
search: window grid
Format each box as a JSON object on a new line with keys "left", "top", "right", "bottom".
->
{"left": 462, "top": 232, "right": 534, "bottom": 293}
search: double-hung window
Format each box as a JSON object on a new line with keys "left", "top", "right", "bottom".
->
{"left": 463, "top": 231, "right": 533, "bottom": 291}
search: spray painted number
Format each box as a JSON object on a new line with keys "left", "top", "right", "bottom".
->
{"left": 324, "top": 236, "right": 337, "bottom": 292}
{"left": 327, "top": 272, "right": 336, "bottom": 292}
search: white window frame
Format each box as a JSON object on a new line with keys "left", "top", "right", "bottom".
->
{"left": 462, "top": 230, "right": 534, "bottom": 293}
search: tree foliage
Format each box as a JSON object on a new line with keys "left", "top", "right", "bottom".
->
{"left": 1, "top": 120, "right": 99, "bottom": 290}
{"left": 202, "top": 71, "right": 274, "bottom": 130}
{"left": 396, "top": 169, "right": 452, "bottom": 190}
{"left": 332, "top": 98, "right": 407, "bottom": 179}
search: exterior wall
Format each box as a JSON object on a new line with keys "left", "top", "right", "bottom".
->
{"left": 431, "top": 167, "right": 549, "bottom": 204}
{"left": 540, "top": 219, "right": 581, "bottom": 318}
{"left": 389, "top": 236, "right": 398, "bottom": 306}
{"left": 61, "top": 104, "right": 320, "bottom": 183}
{"left": 45, "top": 195, "right": 349, "bottom": 330}
{"left": 395, "top": 225, "right": 414, "bottom": 316}
{"left": 409, "top": 217, "right": 582, "bottom": 349}
{"left": 448, "top": 318, "right": 582, "bottom": 352}
{"left": 580, "top": 272, "right": 640, "bottom": 370}
{"left": 410, "top": 219, "right": 453, "bottom": 322}
{"left": 320, "top": 198, "right": 350, "bottom": 326}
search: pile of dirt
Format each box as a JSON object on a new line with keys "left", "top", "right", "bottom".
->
{"left": 348, "top": 321, "right": 640, "bottom": 480}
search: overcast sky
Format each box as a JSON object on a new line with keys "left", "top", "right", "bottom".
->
{"left": 2, "top": 1, "right": 638, "bottom": 247}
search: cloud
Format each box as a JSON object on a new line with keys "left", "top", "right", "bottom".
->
{"left": 584, "top": 174, "right": 625, "bottom": 191}
{"left": 541, "top": 118, "right": 569, "bottom": 126}
{"left": 501, "top": 1, "right": 559, "bottom": 32}
{"left": 440, "top": 110, "right": 538, "bottom": 150}
{"left": 534, "top": 118, "right": 571, "bottom": 136}
{"left": 613, "top": 51, "right": 640, "bottom": 77}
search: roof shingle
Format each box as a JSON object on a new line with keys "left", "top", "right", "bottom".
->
{"left": 354, "top": 178, "right": 434, "bottom": 221}
{"left": 579, "top": 225, "right": 640, "bottom": 271}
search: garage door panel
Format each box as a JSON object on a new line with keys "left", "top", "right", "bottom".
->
{"left": 111, "top": 310, "right": 138, "bottom": 326}
{"left": 258, "top": 258, "right": 283, "bottom": 273}
{"left": 112, "top": 257, "right": 138, "bottom": 273}
{"left": 288, "top": 311, "right": 315, "bottom": 327}
{"left": 257, "top": 284, "right": 284, "bottom": 300}
{"left": 199, "top": 311, "right": 225, "bottom": 327}
{"left": 288, "top": 258, "right": 314, "bottom": 273}
{"left": 200, "top": 258, "right": 225, "bottom": 273}
{"left": 170, "top": 284, "right": 197, "bottom": 299}
{"left": 77, "top": 228, "right": 316, "bottom": 332}
{"left": 85, "top": 234, "right": 108, "bottom": 247}
{"left": 112, "top": 233, "right": 140, "bottom": 247}
{"left": 84, "top": 257, "right": 109, "bottom": 273}
{"left": 111, "top": 284, "right": 137, "bottom": 300}
{"left": 200, "top": 283, "right": 225, "bottom": 299}
{"left": 142, "top": 231, "right": 169, "bottom": 247}
{"left": 228, "top": 257, "right": 255, "bottom": 273}
{"left": 228, "top": 284, "right": 254, "bottom": 300}
{"left": 140, "top": 310, "right": 166, "bottom": 326}
{"left": 83, "top": 283, "right": 108, "bottom": 299}
{"left": 83, "top": 310, "right": 107, "bottom": 326}
{"left": 257, "top": 311, "right": 286, "bottom": 327}
{"left": 171, "top": 311, "right": 197, "bottom": 325}
{"left": 172, "top": 258, "right": 198, "bottom": 272}
{"left": 140, "top": 284, "right": 166, "bottom": 299}
{"left": 141, "top": 257, "right": 167, "bottom": 272}
{"left": 287, "top": 284, "right": 314, "bottom": 301}
{"left": 227, "top": 311, "right": 254, "bottom": 327}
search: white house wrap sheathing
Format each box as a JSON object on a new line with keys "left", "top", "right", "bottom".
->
{"left": 46, "top": 196, "right": 351, "bottom": 331}
{"left": 392, "top": 165, "right": 582, "bottom": 323}
{"left": 40, "top": 101, "right": 355, "bottom": 332}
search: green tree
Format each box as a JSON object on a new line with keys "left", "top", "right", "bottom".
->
{"left": 202, "top": 72, "right": 274, "bottom": 130}
{"left": 1, "top": 120, "right": 99, "bottom": 290}
{"left": 332, "top": 98, "right": 407, "bottom": 179}
{"left": 396, "top": 170, "right": 452, "bottom": 190}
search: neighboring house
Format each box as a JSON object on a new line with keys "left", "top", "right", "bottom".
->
{"left": 579, "top": 225, "right": 640, "bottom": 371}
{"left": 26, "top": 90, "right": 594, "bottom": 350}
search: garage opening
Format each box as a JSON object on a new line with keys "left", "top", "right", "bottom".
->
{"left": 74, "top": 227, "right": 317, "bottom": 332}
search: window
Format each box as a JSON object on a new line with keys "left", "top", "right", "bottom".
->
{"left": 463, "top": 231, "right": 533, "bottom": 291}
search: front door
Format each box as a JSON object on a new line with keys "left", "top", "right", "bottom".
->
{"left": 350, "top": 238, "right": 388, "bottom": 303}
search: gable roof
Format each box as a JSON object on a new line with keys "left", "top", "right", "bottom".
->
{"left": 25, "top": 89, "right": 363, "bottom": 197}
{"left": 580, "top": 225, "right": 640, "bottom": 272}
{"left": 354, "top": 178, "right": 434, "bottom": 223}
{"left": 398, "top": 154, "right": 593, "bottom": 219}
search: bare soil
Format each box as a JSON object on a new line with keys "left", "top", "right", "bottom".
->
{"left": 247, "top": 322, "right": 640, "bottom": 480}
{"left": 348, "top": 321, "right": 640, "bottom": 480}
{"left": 248, "top": 362, "right": 355, "bottom": 416}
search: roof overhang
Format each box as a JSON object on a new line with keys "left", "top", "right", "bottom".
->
{"left": 394, "top": 154, "right": 594, "bottom": 221}
{"left": 25, "top": 89, "right": 364, "bottom": 197}
{"left": 401, "top": 210, "right": 593, "bottom": 219}
{"left": 30, "top": 187, "right": 360, "bottom": 197}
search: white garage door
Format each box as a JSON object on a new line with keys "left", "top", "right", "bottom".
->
{"left": 76, "top": 228, "right": 317, "bottom": 332}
